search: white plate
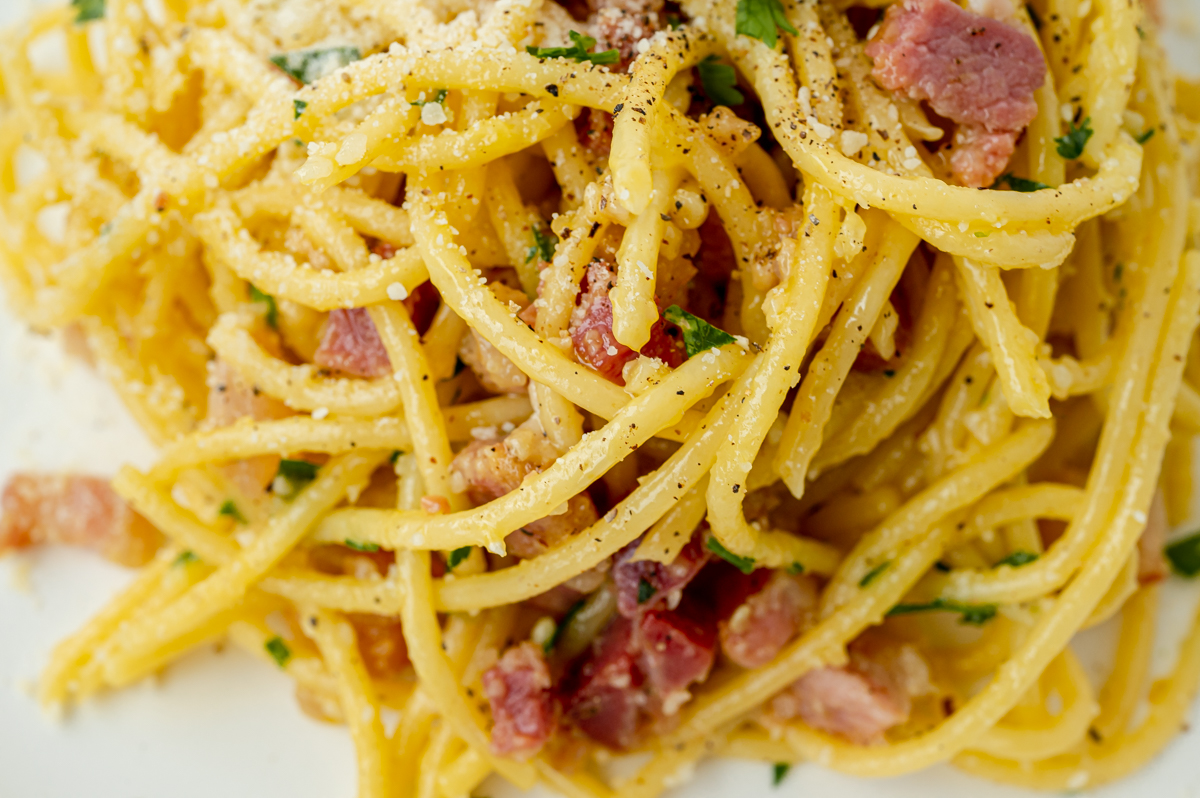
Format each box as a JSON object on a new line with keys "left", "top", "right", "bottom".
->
{"left": 2, "top": 2, "right": 1200, "bottom": 795}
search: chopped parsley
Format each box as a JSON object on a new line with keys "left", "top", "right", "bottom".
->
{"left": 786, "top": 561, "right": 805, "bottom": 575}
{"left": 389, "top": 450, "right": 402, "bottom": 465}
{"left": 696, "top": 55, "right": 745, "bottom": 107}
{"left": 859, "top": 561, "right": 890, "bottom": 587}
{"left": 173, "top": 550, "right": 199, "bottom": 567}
{"left": 544, "top": 599, "right": 586, "bottom": 653}
{"left": 265, "top": 636, "right": 292, "bottom": 667}
{"left": 1055, "top": 117, "right": 1093, "bottom": 160}
{"left": 974, "top": 231, "right": 990, "bottom": 237}
{"left": 248, "top": 284, "right": 278, "bottom": 329}
{"left": 71, "top": 0, "right": 105, "bottom": 23}
{"left": 1114, "top": 262, "right": 1124, "bottom": 282}
{"left": 735, "top": 0, "right": 798, "bottom": 49}
{"left": 995, "top": 550, "right": 1039, "bottom": 568}
{"left": 293, "top": 99, "right": 308, "bottom": 119}
{"left": 270, "top": 46, "right": 361, "bottom": 85}
{"left": 446, "top": 546, "right": 472, "bottom": 570}
{"left": 412, "top": 89, "right": 448, "bottom": 107}
{"left": 345, "top": 540, "right": 380, "bottom": 552}
{"left": 663, "top": 305, "right": 738, "bottom": 357}
{"left": 637, "top": 577, "right": 656, "bottom": 604}
{"left": 994, "top": 173, "right": 1052, "bottom": 192}
{"left": 887, "top": 598, "right": 997, "bottom": 625}
{"left": 275, "top": 459, "right": 319, "bottom": 495}
{"left": 1135, "top": 128, "right": 1156, "bottom": 145}
{"left": 772, "top": 763, "right": 791, "bottom": 786}
{"left": 525, "top": 31, "right": 620, "bottom": 65}
{"left": 526, "top": 225, "right": 557, "bottom": 264}
{"left": 218, "top": 499, "right": 247, "bottom": 524}
{"left": 1165, "top": 531, "right": 1200, "bottom": 577}
{"left": 706, "top": 536, "right": 756, "bottom": 574}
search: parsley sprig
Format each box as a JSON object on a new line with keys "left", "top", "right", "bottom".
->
{"left": 735, "top": 0, "right": 798, "bottom": 49}
{"left": 887, "top": 598, "right": 997, "bottom": 625}
{"left": 706, "top": 536, "right": 755, "bottom": 574}
{"left": 71, "top": 0, "right": 105, "bottom": 23}
{"left": 526, "top": 226, "right": 557, "bottom": 264}
{"left": 993, "top": 173, "right": 1052, "bottom": 192}
{"left": 995, "top": 550, "right": 1039, "bottom": 568}
{"left": 526, "top": 31, "right": 619, "bottom": 65}
{"left": 265, "top": 636, "right": 292, "bottom": 667}
{"left": 249, "top": 285, "right": 278, "bottom": 329}
{"left": 1166, "top": 531, "right": 1200, "bottom": 576}
{"left": 697, "top": 55, "right": 745, "bottom": 106}
{"left": 446, "top": 546, "right": 472, "bottom": 570}
{"left": 663, "top": 305, "right": 738, "bottom": 358}
{"left": 271, "top": 46, "right": 361, "bottom": 85}
{"left": 1055, "top": 117, "right": 1093, "bottom": 160}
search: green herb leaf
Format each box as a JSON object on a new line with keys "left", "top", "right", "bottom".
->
{"left": 696, "top": 55, "right": 745, "bottom": 106}
{"left": 859, "top": 561, "right": 890, "bottom": 587}
{"left": 544, "top": 599, "right": 586, "bottom": 653}
{"left": 218, "top": 499, "right": 247, "bottom": 524}
{"left": 526, "top": 225, "right": 557, "bottom": 264}
{"left": 526, "top": 31, "right": 620, "bottom": 65}
{"left": 786, "top": 561, "right": 804, "bottom": 575}
{"left": 994, "top": 173, "right": 1052, "bottom": 192}
{"left": 1113, "top": 262, "right": 1124, "bottom": 282}
{"left": 887, "top": 598, "right": 997, "bottom": 625}
{"left": 664, "top": 305, "right": 738, "bottom": 358}
{"left": 293, "top": 99, "right": 308, "bottom": 119}
{"left": 265, "top": 636, "right": 292, "bottom": 667}
{"left": 173, "top": 550, "right": 199, "bottom": 567}
{"left": 249, "top": 284, "right": 278, "bottom": 329}
{"left": 270, "top": 46, "right": 362, "bottom": 85}
{"left": 412, "top": 89, "right": 448, "bottom": 107}
{"left": 974, "top": 231, "right": 990, "bottom": 237}
{"left": 345, "top": 539, "right": 380, "bottom": 552}
{"left": 275, "top": 458, "right": 319, "bottom": 495}
{"left": 735, "top": 0, "right": 798, "bottom": 49}
{"left": 1055, "top": 117, "right": 1093, "bottom": 160}
{"left": 995, "top": 550, "right": 1039, "bottom": 568}
{"left": 1135, "top": 128, "right": 1156, "bottom": 145}
{"left": 706, "top": 537, "right": 756, "bottom": 574}
{"left": 637, "top": 577, "right": 656, "bottom": 604}
{"left": 1165, "top": 532, "right": 1200, "bottom": 577}
{"left": 389, "top": 450, "right": 402, "bottom": 465}
{"left": 883, "top": 369, "right": 896, "bottom": 378}
{"left": 772, "top": 763, "right": 791, "bottom": 786}
{"left": 71, "top": 0, "right": 105, "bottom": 23}
{"left": 447, "top": 546, "right": 472, "bottom": 570}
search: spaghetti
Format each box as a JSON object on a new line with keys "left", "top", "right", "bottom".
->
{"left": 0, "top": 0, "right": 1199, "bottom": 794}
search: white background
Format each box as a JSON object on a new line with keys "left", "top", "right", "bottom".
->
{"left": 2, "top": 1, "right": 1200, "bottom": 795}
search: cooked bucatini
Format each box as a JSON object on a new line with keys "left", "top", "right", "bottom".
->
{"left": 2, "top": 0, "right": 1199, "bottom": 793}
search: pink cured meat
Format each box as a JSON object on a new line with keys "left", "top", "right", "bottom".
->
{"left": 562, "top": 617, "right": 646, "bottom": 749}
{"left": 866, "top": 0, "right": 1046, "bottom": 187}
{"left": 719, "top": 572, "right": 817, "bottom": 670}
{"left": 0, "top": 474, "right": 160, "bottom": 567}
{"left": 570, "top": 260, "right": 685, "bottom": 385}
{"left": 314, "top": 308, "right": 393, "bottom": 378}
{"left": 482, "top": 642, "right": 556, "bottom": 758}
{"left": 612, "top": 530, "right": 710, "bottom": 617}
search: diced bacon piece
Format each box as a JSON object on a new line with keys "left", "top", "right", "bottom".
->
{"left": 686, "top": 212, "right": 735, "bottom": 324}
{"left": 771, "top": 641, "right": 933, "bottom": 745}
{"left": 404, "top": 280, "right": 441, "bottom": 336}
{"left": 575, "top": 109, "right": 614, "bottom": 158}
{"left": 450, "top": 427, "right": 598, "bottom": 558}
{"left": 569, "top": 260, "right": 685, "bottom": 385}
{"left": 458, "top": 283, "right": 531, "bottom": 395}
{"left": 1138, "top": 490, "right": 1169, "bottom": 585}
{"left": 347, "top": 614, "right": 409, "bottom": 679}
{"left": 719, "top": 572, "right": 818, "bottom": 670}
{"left": 483, "top": 642, "right": 557, "bottom": 759}
{"left": 314, "top": 308, "right": 392, "bottom": 379}
{"left": 612, "top": 530, "right": 710, "bottom": 617}
{"left": 587, "top": 0, "right": 663, "bottom": 13}
{"left": 866, "top": 0, "right": 1046, "bottom": 187}
{"left": 562, "top": 617, "right": 646, "bottom": 749}
{"left": 590, "top": 7, "right": 662, "bottom": 72}
{"left": 206, "top": 359, "right": 290, "bottom": 428}
{"left": 207, "top": 360, "right": 292, "bottom": 499}
{"left": 0, "top": 474, "right": 160, "bottom": 567}
{"left": 636, "top": 603, "right": 717, "bottom": 708}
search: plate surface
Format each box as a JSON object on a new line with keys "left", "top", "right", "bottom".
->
{"left": 2, "top": 1, "right": 1200, "bottom": 795}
